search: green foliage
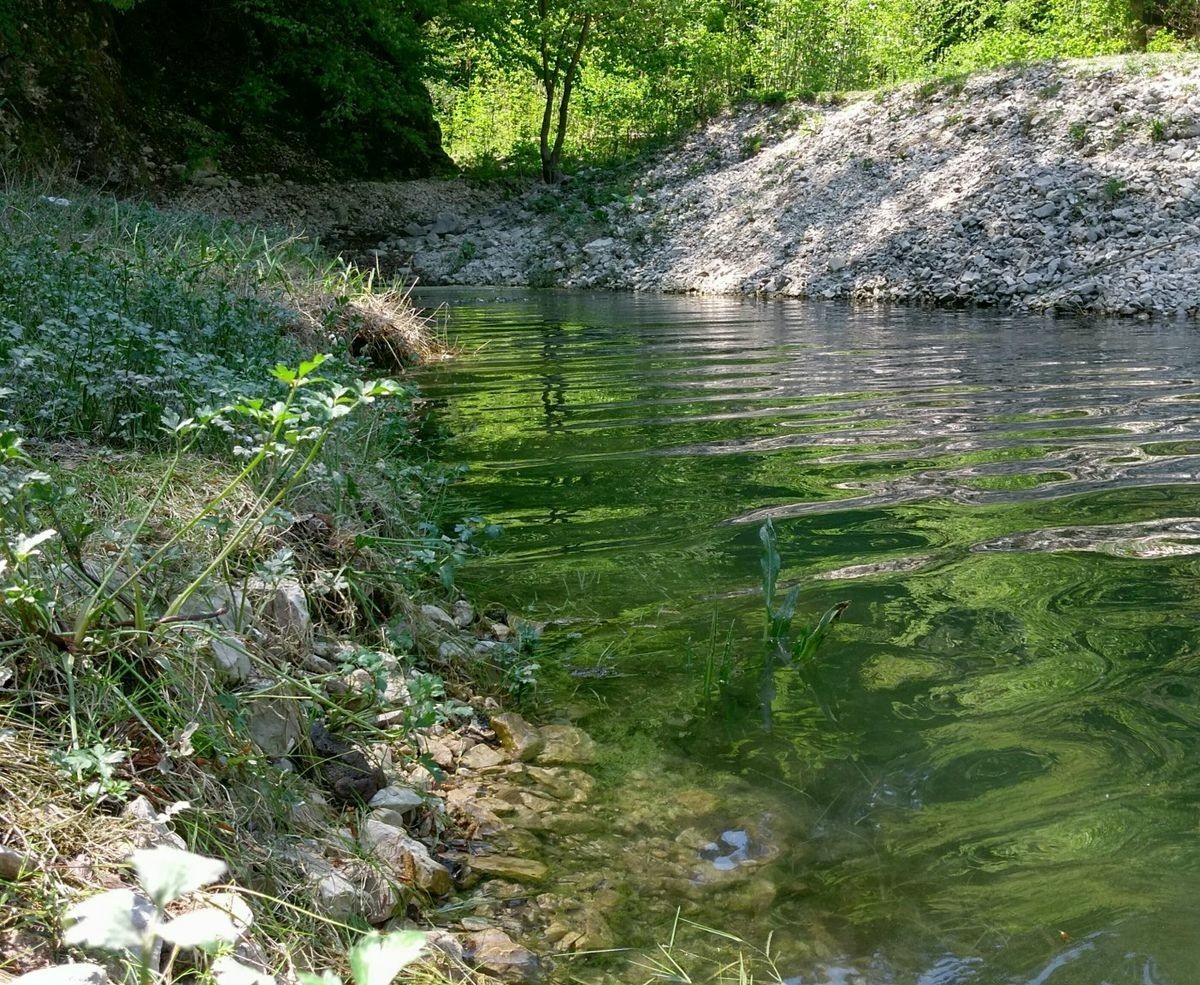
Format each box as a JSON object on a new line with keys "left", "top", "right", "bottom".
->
{"left": 42, "top": 845, "right": 424, "bottom": 985}
{"left": 1150, "top": 116, "right": 1167, "bottom": 141}
{"left": 435, "top": 0, "right": 1192, "bottom": 177}
{"left": 1103, "top": 175, "right": 1128, "bottom": 201}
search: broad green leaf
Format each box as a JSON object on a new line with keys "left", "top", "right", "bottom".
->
{"left": 132, "top": 847, "right": 227, "bottom": 906}
{"left": 14, "top": 529, "right": 57, "bottom": 561}
{"left": 213, "top": 957, "right": 277, "bottom": 985}
{"left": 63, "top": 889, "right": 144, "bottom": 950}
{"left": 12, "top": 963, "right": 110, "bottom": 985}
{"left": 298, "top": 972, "right": 342, "bottom": 985}
{"left": 297, "top": 354, "right": 329, "bottom": 379}
{"left": 158, "top": 908, "right": 239, "bottom": 948}
{"left": 348, "top": 931, "right": 426, "bottom": 985}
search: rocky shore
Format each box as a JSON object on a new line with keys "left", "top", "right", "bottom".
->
{"left": 186, "top": 55, "right": 1200, "bottom": 319}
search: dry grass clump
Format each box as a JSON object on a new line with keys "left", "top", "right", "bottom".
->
{"left": 286, "top": 265, "right": 446, "bottom": 371}
{"left": 0, "top": 721, "right": 141, "bottom": 977}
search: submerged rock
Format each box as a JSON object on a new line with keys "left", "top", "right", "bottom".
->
{"left": 467, "top": 854, "right": 549, "bottom": 883}
{"left": 535, "top": 724, "right": 597, "bottom": 765}
{"left": 466, "top": 928, "right": 539, "bottom": 980}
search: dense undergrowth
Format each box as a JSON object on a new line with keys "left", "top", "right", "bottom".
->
{"left": 0, "top": 186, "right": 496, "bottom": 982}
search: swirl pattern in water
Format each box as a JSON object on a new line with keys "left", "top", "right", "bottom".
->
{"left": 415, "top": 290, "right": 1200, "bottom": 984}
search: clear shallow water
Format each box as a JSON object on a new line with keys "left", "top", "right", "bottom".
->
{"left": 415, "top": 290, "right": 1200, "bottom": 984}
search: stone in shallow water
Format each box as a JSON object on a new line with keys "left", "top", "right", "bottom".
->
{"left": 467, "top": 928, "right": 539, "bottom": 980}
{"left": 490, "top": 712, "right": 545, "bottom": 761}
{"left": 535, "top": 724, "right": 597, "bottom": 765}
{"left": 468, "top": 854, "right": 549, "bottom": 883}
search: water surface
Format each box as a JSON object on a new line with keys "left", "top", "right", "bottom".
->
{"left": 416, "top": 290, "right": 1200, "bottom": 985}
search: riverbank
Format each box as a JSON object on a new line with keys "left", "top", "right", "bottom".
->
{"left": 184, "top": 54, "right": 1200, "bottom": 318}
{"left": 0, "top": 188, "right": 603, "bottom": 985}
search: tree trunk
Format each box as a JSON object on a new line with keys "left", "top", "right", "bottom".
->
{"left": 539, "top": 12, "right": 592, "bottom": 183}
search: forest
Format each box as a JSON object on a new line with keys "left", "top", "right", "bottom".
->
{"left": 4, "top": 0, "right": 1200, "bottom": 183}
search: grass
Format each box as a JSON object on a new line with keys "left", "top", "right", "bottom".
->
{"left": 0, "top": 182, "right": 504, "bottom": 985}
{"left": 635, "top": 912, "right": 790, "bottom": 985}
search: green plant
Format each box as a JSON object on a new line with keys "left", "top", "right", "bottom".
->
{"left": 1103, "top": 176, "right": 1128, "bottom": 202}
{"left": 52, "top": 742, "right": 132, "bottom": 803}
{"left": 41, "top": 845, "right": 425, "bottom": 985}
{"left": 759, "top": 519, "right": 848, "bottom": 662}
{"left": 741, "top": 135, "right": 764, "bottom": 158}
{"left": 1150, "top": 117, "right": 1167, "bottom": 142}
{"left": 1068, "top": 120, "right": 1089, "bottom": 148}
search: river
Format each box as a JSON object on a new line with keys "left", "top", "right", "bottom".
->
{"left": 415, "top": 289, "right": 1200, "bottom": 985}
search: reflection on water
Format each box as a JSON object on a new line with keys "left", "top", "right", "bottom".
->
{"left": 415, "top": 290, "right": 1200, "bottom": 984}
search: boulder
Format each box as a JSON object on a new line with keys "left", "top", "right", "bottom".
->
{"left": 244, "top": 683, "right": 304, "bottom": 758}
{"left": 460, "top": 744, "right": 507, "bottom": 770}
{"left": 420, "top": 604, "right": 457, "bottom": 630}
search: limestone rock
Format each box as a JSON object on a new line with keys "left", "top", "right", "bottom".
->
{"left": 244, "top": 682, "right": 304, "bottom": 757}
{"left": 272, "top": 581, "right": 311, "bottom": 641}
{"left": 459, "top": 743, "right": 507, "bottom": 770}
{"left": 466, "top": 928, "right": 539, "bottom": 980}
{"left": 369, "top": 785, "right": 425, "bottom": 815}
{"left": 360, "top": 818, "right": 452, "bottom": 896}
{"left": 490, "top": 712, "right": 545, "bottom": 762}
{"left": 123, "top": 796, "right": 187, "bottom": 850}
{"left": 536, "top": 724, "right": 597, "bottom": 765}
{"left": 467, "top": 854, "right": 548, "bottom": 883}
{"left": 203, "top": 633, "right": 253, "bottom": 683}
{"left": 452, "top": 600, "right": 474, "bottom": 628}
{"left": 420, "top": 604, "right": 456, "bottom": 630}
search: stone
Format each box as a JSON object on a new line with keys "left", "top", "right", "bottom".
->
{"left": 13, "top": 964, "right": 110, "bottom": 985}
{"left": 535, "top": 724, "right": 597, "bottom": 765}
{"left": 459, "top": 743, "right": 507, "bottom": 770}
{"left": 420, "top": 604, "right": 456, "bottom": 630}
{"left": 431, "top": 212, "right": 466, "bottom": 235}
{"left": 123, "top": 795, "right": 187, "bottom": 850}
{"left": 0, "top": 844, "right": 31, "bottom": 880}
{"left": 452, "top": 600, "right": 474, "bottom": 627}
{"left": 369, "top": 785, "right": 425, "bottom": 815}
{"left": 490, "top": 712, "right": 545, "bottom": 762}
{"left": 271, "top": 581, "right": 311, "bottom": 640}
{"left": 243, "top": 685, "right": 303, "bottom": 758}
{"left": 521, "top": 765, "right": 594, "bottom": 803}
{"left": 360, "top": 818, "right": 453, "bottom": 896}
{"left": 466, "top": 854, "right": 549, "bottom": 883}
{"left": 466, "top": 928, "right": 539, "bottom": 980}
{"left": 203, "top": 634, "right": 254, "bottom": 683}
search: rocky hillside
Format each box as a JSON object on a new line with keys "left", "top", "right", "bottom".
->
{"left": 378, "top": 55, "right": 1200, "bottom": 318}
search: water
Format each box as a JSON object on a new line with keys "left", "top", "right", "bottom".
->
{"left": 414, "top": 290, "right": 1200, "bottom": 984}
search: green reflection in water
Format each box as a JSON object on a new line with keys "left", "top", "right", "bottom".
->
{"left": 415, "top": 291, "right": 1200, "bottom": 984}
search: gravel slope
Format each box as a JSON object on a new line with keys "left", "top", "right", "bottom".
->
{"left": 187, "top": 55, "right": 1200, "bottom": 318}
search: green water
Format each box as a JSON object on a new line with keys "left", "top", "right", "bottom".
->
{"left": 416, "top": 290, "right": 1200, "bottom": 984}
